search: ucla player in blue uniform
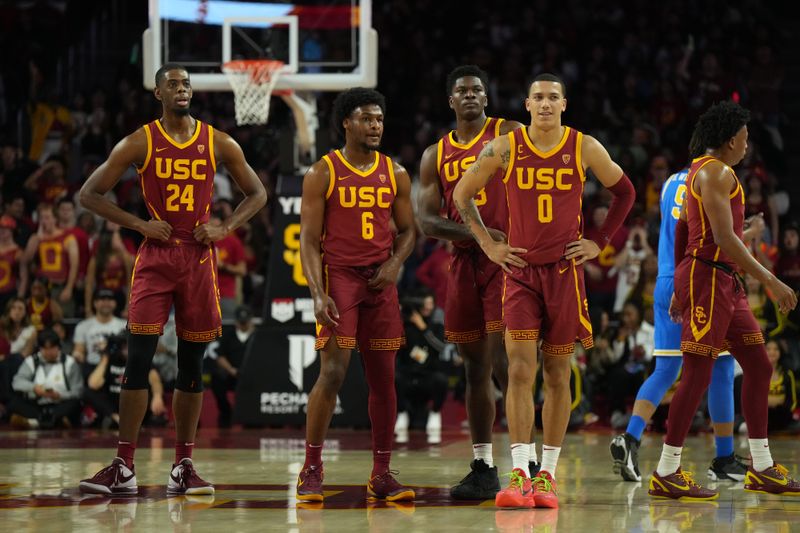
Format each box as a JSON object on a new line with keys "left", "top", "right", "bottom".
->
{"left": 609, "top": 168, "right": 759, "bottom": 482}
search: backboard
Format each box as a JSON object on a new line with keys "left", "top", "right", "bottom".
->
{"left": 143, "top": 0, "right": 377, "bottom": 92}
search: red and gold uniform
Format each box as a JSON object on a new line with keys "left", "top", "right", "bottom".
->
{"left": 128, "top": 119, "right": 221, "bottom": 341}
{"left": 0, "top": 246, "right": 20, "bottom": 295}
{"left": 438, "top": 118, "right": 508, "bottom": 342}
{"left": 315, "top": 149, "right": 404, "bottom": 352}
{"left": 36, "top": 230, "right": 75, "bottom": 284}
{"left": 676, "top": 155, "right": 762, "bottom": 357}
{"left": 28, "top": 297, "right": 54, "bottom": 331}
{"left": 501, "top": 126, "right": 593, "bottom": 354}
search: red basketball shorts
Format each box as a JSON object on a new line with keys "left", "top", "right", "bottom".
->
{"left": 315, "top": 264, "right": 405, "bottom": 352}
{"left": 128, "top": 240, "right": 222, "bottom": 342}
{"left": 444, "top": 249, "right": 504, "bottom": 343}
{"left": 503, "top": 259, "right": 593, "bottom": 355}
{"left": 675, "top": 257, "right": 763, "bottom": 358}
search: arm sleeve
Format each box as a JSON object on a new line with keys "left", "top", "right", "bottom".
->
{"left": 675, "top": 219, "right": 689, "bottom": 269}
{"left": 597, "top": 174, "right": 635, "bottom": 245}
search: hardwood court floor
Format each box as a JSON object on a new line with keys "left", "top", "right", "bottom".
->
{"left": 0, "top": 427, "right": 798, "bottom": 532}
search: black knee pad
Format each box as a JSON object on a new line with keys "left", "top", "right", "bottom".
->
{"left": 121, "top": 333, "right": 159, "bottom": 390}
{"left": 175, "top": 338, "right": 208, "bottom": 392}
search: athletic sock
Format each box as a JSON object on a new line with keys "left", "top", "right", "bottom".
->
{"left": 540, "top": 445, "right": 561, "bottom": 478}
{"left": 656, "top": 444, "right": 682, "bottom": 476}
{"left": 510, "top": 443, "right": 530, "bottom": 477}
{"left": 473, "top": 443, "right": 493, "bottom": 467}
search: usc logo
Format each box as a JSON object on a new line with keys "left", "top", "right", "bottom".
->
{"left": 155, "top": 158, "right": 207, "bottom": 181}
{"left": 694, "top": 306, "right": 707, "bottom": 325}
{"left": 338, "top": 186, "right": 393, "bottom": 209}
{"left": 443, "top": 156, "right": 476, "bottom": 182}
{"left": 515, "top": 167, "right": 573, "bottom": 191}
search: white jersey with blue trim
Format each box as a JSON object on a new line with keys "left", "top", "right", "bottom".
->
{"left": 657, "top": 169, "right": 689, "bottom": 280}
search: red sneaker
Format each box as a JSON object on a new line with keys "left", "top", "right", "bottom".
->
{"left": 79, "top": 457, "right": 138, "bottom": 495}
{"left": 167, "top": 458, "right": 215, "bottom": 495}
{"left": 367, "top": 470, "right": 415, "bottom": 501}
{"left": 744, "top": 464, "right": 800, "bottom": 495}
{"left": 296, "top": 465, "right": 324, "bottom": 502}
{"left": 648, "top": 468, "right": 718, "bottom": 501}
{"left": 494, "top": 468, "right": 535, "bottom": 508}
{"left": 532, "top": 470, "right": 559, "bottom": 509}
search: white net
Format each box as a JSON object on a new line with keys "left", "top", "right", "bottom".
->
{"left": 222, "top": 60, "right": 284, "bottom": 126}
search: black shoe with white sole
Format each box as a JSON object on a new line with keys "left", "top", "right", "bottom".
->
{"left": 610, "top": 432, "right": 642, "bottom": 482}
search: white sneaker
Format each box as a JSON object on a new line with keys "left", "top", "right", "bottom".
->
{"left": 167, "top": 458, "right": 215, "bottom": 495}
{"left": 79, "top": 457, "right": 138, "bottom": 495}
{"left": 426, "top": 411, "right": 441, "bottom": 432}
{"left": 395, "top": 412, "right": 409, "bottom": 433}
{"left": 426, "top": 411, "right": 442, "bottom": 444}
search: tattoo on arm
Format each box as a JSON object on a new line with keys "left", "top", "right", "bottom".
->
{"left": 500, "top": 147, "right": 510, "bottom": 166}
{"left": 454, "top": 198, "right": 483, "bottom": 240}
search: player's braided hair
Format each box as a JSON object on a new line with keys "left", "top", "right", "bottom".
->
{"left": 332, "top": 87, "right": 386, "bottom": 138}
{"left": 446, "top": 65, "right": 489, "bottom": 95}
{"left": 688, "top": 100, "right": 750, "bottom": 159}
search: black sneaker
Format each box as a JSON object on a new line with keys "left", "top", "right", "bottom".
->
{"left": 708, "top": 453, "right": 748, "bottom": 481}
{"left": 449, "top": 459, "right": 501, "bottom": 500}
{"left": 529, "top": 461, "right": 541, "bottom": 476}
{"left": 610, "top": 432, "right": 641, "bottom": 482}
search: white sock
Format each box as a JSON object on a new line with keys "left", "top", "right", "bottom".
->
{"left": 511, "top": 443, "right": 530, "bottom": 477}
{"left": 529, "top": 442, "right": 538, "bottom": 464}
{"left": 656, "top": 444, "right": 683, "bottom": 476}
{"left": 540, "top": 445, "right": 561, "bottom": 478}
{"left": 473, "top": 443, "right": 493, "bottom": 467}
{"left": 749, "top": 438, "right": 774, "bottom": 471}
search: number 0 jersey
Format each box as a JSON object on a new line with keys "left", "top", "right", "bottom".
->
{"left": 502, "top": 126, "right": 586, "bottom": 266}
{"left": 137, "top": 119, "right": 217, "bottom": 243}
{"left": 320, "top": 150, "right": 397, "bottom": 267}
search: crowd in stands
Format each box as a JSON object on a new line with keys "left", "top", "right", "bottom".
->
{"left": 0, "top": 0, "right": 797, "bottom": 434}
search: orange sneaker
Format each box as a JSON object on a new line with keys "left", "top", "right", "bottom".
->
{"left": 648, "top": 468, "right": 718, "bottom": 501}
{"left": 744, "top": 464, "right": 800, "bottom": 496}
{"left": 532, "top": 470, "right": 559, "bottom": 509}
{"left": 495, "top": 468, "right": 535, "bottom": 509}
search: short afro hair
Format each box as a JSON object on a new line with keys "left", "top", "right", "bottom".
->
{"left": 688, "top": 100, "right": 750, "bottom": 159}
{"left": 446, "top": 65, "right": 489, "bottom": 96}
{"left": 529, "top": 73, "right": 566, "bottom": 98}
{"left": 332, "top": 87, "right": 386, "bottom": 138}
{"left": 155, "top": 62, "right": 189, "bottom": 87}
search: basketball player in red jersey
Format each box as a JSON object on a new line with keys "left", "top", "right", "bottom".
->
{"left": 454, "top": 74, "right": 635, "bottom": 508}
{"left": 78, "top": 63, "right": 266, "bottom": 495}
{"left": 649, "top": 101, "right": 800, "bottom": 500}
{"left": 297, "top": 88, "right": 416, "bottom": 502}
{"left": 418, "top": 65, "right": 535, "bottom": 499}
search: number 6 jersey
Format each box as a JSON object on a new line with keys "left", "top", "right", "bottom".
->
{"left": 320, "top": 149, "right": 397, "bottom": 267}
{"left": 137, "top": 119, "right": 216, "bottom": 243}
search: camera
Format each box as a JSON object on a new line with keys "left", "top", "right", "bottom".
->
{"left": 104, "top": 333, "right": 127, "bottom": 358}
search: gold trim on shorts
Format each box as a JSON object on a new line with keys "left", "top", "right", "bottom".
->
{"left": 314, "top": 336, "right": 357, "bottom": 351}
{"left": 129, "top": 323, "right": 162, "bottom": 335}
{"left": 680, "top": 340, "right": 722, "bottom": 358}
{"left": 508, "top": 329, "right": 540, "bottom": 341}
{"left": 485, "top": 320, "right": 504, "bottom": 334}
{"left": 369, "top": 337, "right": 405, "bottom": 351}
{"left": 445, "top": 329, "right": 483, "bottom": 344}
{"left": 178, "top": 327, "right": 222, "bottom": 342}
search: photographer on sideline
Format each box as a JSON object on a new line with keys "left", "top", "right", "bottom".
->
{"left": 394, "top": 289, "right": 449, "bottom": 444}
{"left": 84, "top": 333, "right": 167, "bottom": 429}
{"left": 9, "top": 328, "right": 83, "bottom": 429}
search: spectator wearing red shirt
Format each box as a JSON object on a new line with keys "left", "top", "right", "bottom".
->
{"left": 212, "top": 211, "right": 246, "bottom": 320}
{"left": 584, "top": 204, "right": 629, "bottom": 316}
{"left": 415, "top": 240, "right": 452, "bottom": 311}
{"left": 0, "top": 215, "right": 22, "bottom": 311}
{"left": 775, "top": 225, "right": 800, "bottom": 292}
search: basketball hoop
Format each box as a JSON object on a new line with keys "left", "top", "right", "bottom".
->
{"left": 222, "top": 59, "right": 285, "bottom": 126}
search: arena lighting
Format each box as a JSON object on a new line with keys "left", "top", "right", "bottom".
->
{"left": 159, "top": 0, "right": 293, "bottom": 26}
